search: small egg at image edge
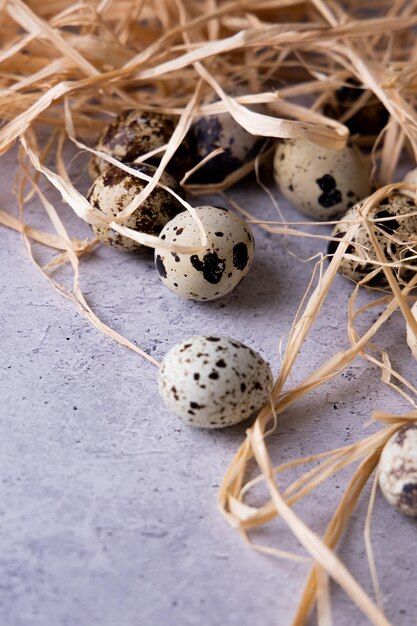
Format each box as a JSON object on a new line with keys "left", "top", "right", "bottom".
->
{"left": 378, "top": 424, "right": 417, "bottom": 517}
{"left": 154, "top": 205, "right": 254, "bottom": 301}
{"left": 329, "top": 193, "right": 417, "bottom": 287}
{"left": 158, "top": 336, "right": 273, "bottom": 428}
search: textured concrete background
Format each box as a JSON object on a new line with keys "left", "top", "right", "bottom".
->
{"left": 1, "top": 144, "right": 416, "bottom": 626}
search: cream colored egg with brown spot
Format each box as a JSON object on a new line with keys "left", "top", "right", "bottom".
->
{"left": 329, "top": 193, "right": 417, "bottom": 287}
{"left": 159, "top": 335, "right": 273, "bottom": 428}
{"left": 89, "top": 109, "right": 191, "bottom": 179}
{"left": 87, "top": 163, "right": 184, "bottom": 251}
{"left": 379, "top": 424, "right": 417, "bottom": 516}
{"left": 273, "top": 138, "right": 371, "bottom": 220}
{"left": 154, "top": 206, "right": 254, "bottom": 300}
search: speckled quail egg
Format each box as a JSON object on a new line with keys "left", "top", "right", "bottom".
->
{"left": 87, "top": 163, "right": 184, "bottom": 251}
{"left": 89, "top": 109, "right": 191, "bottom": 179}
{"left": 158, "top": 335, "right": 273, "bottom": 428}
{"left": 154, "top": 205, "right": 254, "bottom": 300}
{"left": 379, "top": 424, "right": 417, "bottom": 516}
{"left": 188, "top": 100, "right": 269, "bottom": 184}
{"left": 404, "top": 167, "right": 417, "bottom": 186}
{"left": 328, "top": 193, "right": 417, "bottom": 287}
{"left": 323, "top": 79, "right": 389, "bottom": 137}
{"left": 406, "top": 301, "right": 417, "bottom": 359}
{"left": 273, "top": 138, "right": 371, "bottom": 220}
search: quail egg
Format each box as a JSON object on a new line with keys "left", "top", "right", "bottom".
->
{"left": 154, "top": 205, "right": 254, "bottom": 300}
{"left": 158, "top": 335, "right": 273, "bottom": 428}
{"left": 188, "top": 99, "right": 269, "bottom": 184}
{"left": 89, "top": 109, "right": 191, "bottom": 179}
{"left": 87, "top": 163, "right": 184, "bottom": 251}
{"left": 323, "top": 79, "right": 389, "bottom": 137}
{"left": 379, "top": 424, "right": 417, "bottom": 516}
{"left": 273, "top": 137, "right": 371, "bottom": 220}
{"left": 328, "top": 193, "right": 417, "bottom": 287}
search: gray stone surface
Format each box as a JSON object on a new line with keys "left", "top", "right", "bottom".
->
{"left": 0, "top": 145, "right": 416, "bottom": 626}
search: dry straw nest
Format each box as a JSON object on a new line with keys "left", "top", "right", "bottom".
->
{"left": 2, "top": 1, "right": 417, "bottom": 624}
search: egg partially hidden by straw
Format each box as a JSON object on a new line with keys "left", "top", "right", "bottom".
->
{"left": 87, "top": 163, "right": 184, "bottom": 251}
{"left": 188, "top": 101, "right": 269, "bottom": 184}
{"left": 154, "top": 206, "right": 254, "bottom": 300}
{"left": 159, "top": 335, "right": 273, "bottom": 428}
{"left": 273, "top": 138, "right": 371, "bottom": 220}
{"left": 329, "top": 193, "right": 417, "bottom": 287}
{"left": 322, "top": 78, "right": 389, "bottom": 137}
{"left": 379, "top": 424, "right": 417, "bottom": 517}
{"left": 89, "top": 109, "right": 191, "bottom": 179}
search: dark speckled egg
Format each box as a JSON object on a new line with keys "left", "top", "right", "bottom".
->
{"left": 154, "top": 205, "right": 254, "bottom": 300}
{"left": 323, "top": 79, "right": 389, "bottom": 137}
{"left": 187, "top": 101, "right": 269, "bottom": 184}
{"left": 87, "top": 163, "right": 184, "bottom": 251}
{"left": 329, "top": 193, "right": 417, "bottom": 287}
{"left": 89, "top": 109, "right": 191, "bottom": 180}
{"left": 159, "top": 335, "right": 273, "bottom": 428}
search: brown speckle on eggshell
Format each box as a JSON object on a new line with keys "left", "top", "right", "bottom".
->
{"left": 273, "top": 137, "right": 371, "bottom": 220}
{"left": 379, "top": 424, "right": 417, "bottom": 516}
{"left": 188, "top": 98, "right": 269, "bottom": 184}
{"left": 87, "top": 163, "right": 184, "bottom": 251}
{"left": 154, "top": 206, "right": 254, "bottom": 300}
{"left": 89, "top": 109, "right": 191, "bottom": 180}
{"left": 158, "top": 335, "right": 273, "bottom": 428}
{"left": 329, "top": 193, "right": 417, "bottom": 287}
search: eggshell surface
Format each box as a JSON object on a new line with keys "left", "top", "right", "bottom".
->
{"left": 89, "top": 109, "right": 191, "bottom": 179}
{"left": 158, "top": 335, "right": 273, "bottom": 428}
{"left": 87, "top": 163, "right": 184, "bottom": 251}
{"left": 273, "top": 138, "right": 371, "bottom": 220}
{"left": 154, "top": 206, "right": 254, "bottom": 300}
{"left": 329, "top": 193, "right": 417, "bottom": 286}
{"left": 323, "top": 79, "right": 388, "bottom": 136}
{"left": 188, "top": 101, "right": 268, "bottom": 184}
{"left": 379, "top": 424, "right": 417, "bottom": 516}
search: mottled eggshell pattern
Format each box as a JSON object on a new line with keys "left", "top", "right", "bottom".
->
{"left": 188, "top": 102, "right": 269, "bottom": 184}
{"left": 87, "top": 163, "right": 184, "bottom": 251}
{"left": 154, "top": 206, "right": 254, "bottom": 300}
{"left": 379, "top": 424, "right": 417, "bottom": 516}
{"left": 158, "top": 335, "right": 273, "bottom": 428}
{"left": 89, "top": 109, "right": 191, "bottom": 179}
{"left": 329, "top": 193, "right": 417, "bottom": 287}
{"left": 406, "top": 301, "right": 417, "bottom": 359}
{"left": 273, "top": 138, "right": 371, "bottom": 220}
